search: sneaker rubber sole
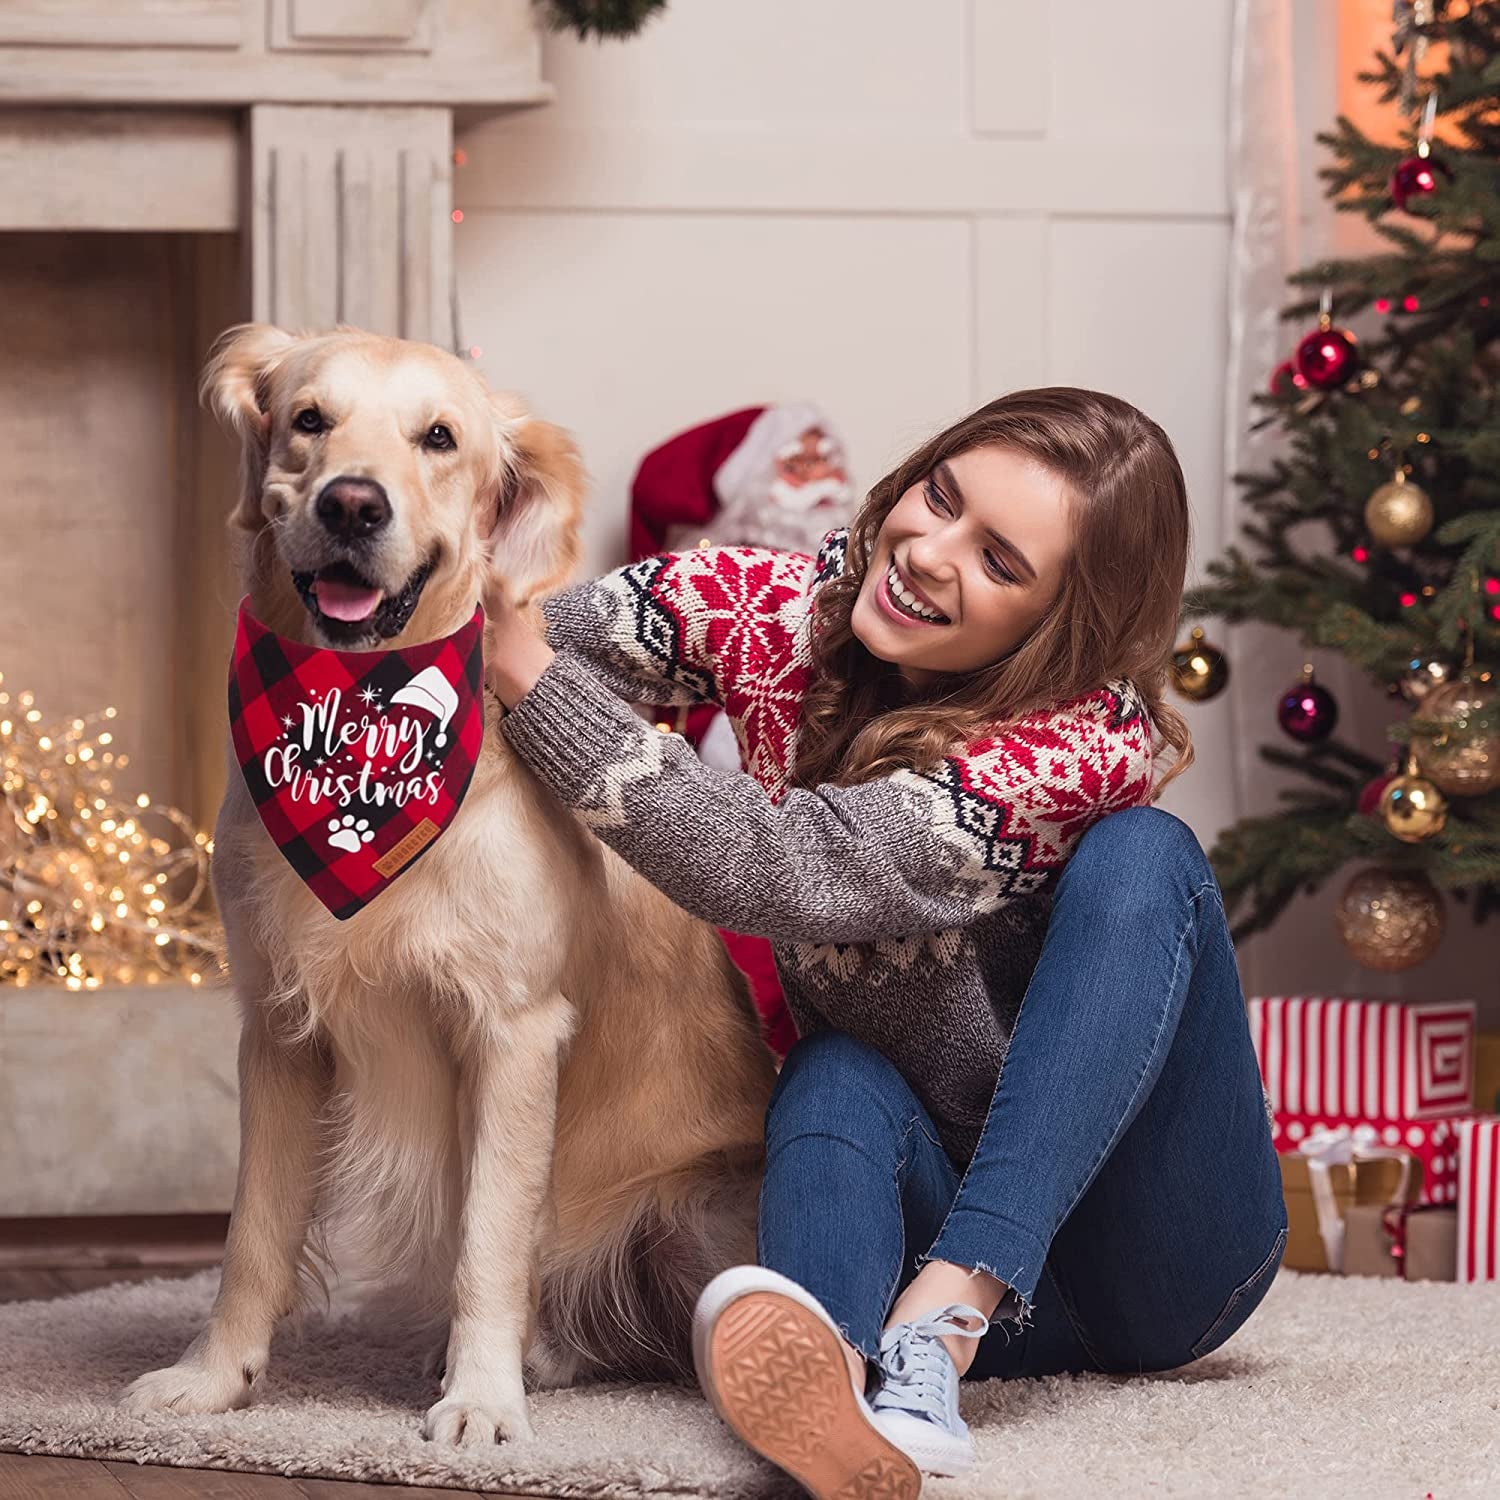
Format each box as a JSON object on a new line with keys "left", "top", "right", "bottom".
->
{"left": 704, "top": 1288, "right": 922, "bottom": 1500}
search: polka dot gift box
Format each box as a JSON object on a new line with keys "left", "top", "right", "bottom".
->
{"left": 1249, "top": 996, "right": 1479, "bottom": 1208}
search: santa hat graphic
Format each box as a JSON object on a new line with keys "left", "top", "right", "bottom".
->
{"left": 391, "top": 665, "right": 460, "bottom": 746}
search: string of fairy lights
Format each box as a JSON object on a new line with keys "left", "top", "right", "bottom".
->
{"left": 0, "top": 670, "right": 223, "bottom": 990}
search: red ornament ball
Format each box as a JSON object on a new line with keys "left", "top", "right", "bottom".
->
{"left": 1278, "top": 673, "right": 1339, "bottom": 743}
{"left": 1390, "top": 153, "right": 1452, "bottom": 211}
{"left": 1269, "top": 358, "right": 1307, "bottom": 397}
{"left": 1358, "top": 772, "right": 1396, "bottom": 816}
{"left": 1295, "top": 324, "right": 1359, "bottom": 389}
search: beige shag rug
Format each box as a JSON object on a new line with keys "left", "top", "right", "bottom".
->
{"left": 1, "top": 1267, "right": 1497, "bottom": 1498}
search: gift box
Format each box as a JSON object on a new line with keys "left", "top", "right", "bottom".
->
{"left": 1342, "top": 1204, "right": 1456, "bottom": 1281}
{"left": 1474, "top": 1032, "right": 1500, "bottom": 1114}
{"left": 1249, "top": 996, "right": 1476, "bottom": 1123}
{"left": 1278, "top": 1125, "right": 1422, "bottom": 1273}
{"left": 1278, "top": 1154, "right": 1355, "bottom": 1273}
{"left": 1272, "top": 1109, "right": 1465, "bottom": 1206}
{"left": 1456, "top": 1114, "right": 1500, "bottom": 1283}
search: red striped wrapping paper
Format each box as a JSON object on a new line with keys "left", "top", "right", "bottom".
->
{"left": 1457, "top": 1115, "right": 1500, "bottom": 1283}
{"left": 1248, "top": 996, "right": 1476, "bottom": 1123}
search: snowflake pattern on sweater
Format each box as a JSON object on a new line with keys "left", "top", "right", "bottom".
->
{"left": 510, "top": 527, "right": 1160, "bottom": 1160}
{"left": 563, "top": 529, "right": 847, "bottom": 797}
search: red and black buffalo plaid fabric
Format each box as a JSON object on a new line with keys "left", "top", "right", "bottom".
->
{"left": 228, "top": 597, "right": 485, "bottom": 920}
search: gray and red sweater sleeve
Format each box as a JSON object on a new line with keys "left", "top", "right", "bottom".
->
{"left": 534, "top": 555, "right": 729, "bottom": 710}
{"left": 499, "top": 642, "right": 1156, "bottom": 947}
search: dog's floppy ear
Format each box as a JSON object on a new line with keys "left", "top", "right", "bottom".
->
{"left": 200, "top": 322, "right": 298, "bottom": 530}
{"left": 486, "top": 396, "right": 586, "bottom": 605}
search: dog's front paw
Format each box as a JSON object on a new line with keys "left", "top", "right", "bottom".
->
{"left": 423, "top": 1391, "right": 534, "bottom": 1447}
{"left": 121, "top": 1355, "right": 258, "bottom": 1416}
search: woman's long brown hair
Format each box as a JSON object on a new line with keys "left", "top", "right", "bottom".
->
{"left": 789, "top": 387, "right": 1194, "bottom": 796}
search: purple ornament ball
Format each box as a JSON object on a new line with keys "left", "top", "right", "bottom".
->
{"left": 1278, "top": 677, "right": 1339, "bottom": 742}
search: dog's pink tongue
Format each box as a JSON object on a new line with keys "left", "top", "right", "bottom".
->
{"left": 314, "top": 577, "right": 384, "bottom": 622}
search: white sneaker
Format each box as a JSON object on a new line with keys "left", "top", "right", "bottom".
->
{"left": 692, "top": 1265, "right": 922, "bottom": 1500}
{"left": 869, "top": 1305, "right": 989, "bottom": 1477}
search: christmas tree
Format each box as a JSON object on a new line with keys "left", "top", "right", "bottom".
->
{"left": 1184, "top": 0, "right": 1500, "bottom": 972}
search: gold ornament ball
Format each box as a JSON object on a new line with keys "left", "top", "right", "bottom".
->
{"left": 1397, "top": 656, "right": 1451, "bottom": 705}
{"left": 1378, "top": 768, "right": 1448, "bottom": 843}
{"left": 1363, "top": 476, "right": 1434, "bottom": 548}
{"left": 1414, "top": 677, "right": 1500, "bottom": 797}
{"left": 1336, "top": 866, "right": 1445, "bottom": 973}
{"left": 1170, "top": 627, "right": 1230, "bottom": 702}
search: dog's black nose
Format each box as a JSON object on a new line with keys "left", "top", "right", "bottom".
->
{"left": 315, "top": 477, "right": 392, "bottom": 539}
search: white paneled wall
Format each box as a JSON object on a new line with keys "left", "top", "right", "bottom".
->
{"left": 454, "top": 0, "right": 1237, "bottom": 840}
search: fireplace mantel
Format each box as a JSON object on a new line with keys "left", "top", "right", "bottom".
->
{"left": 0, "top": 0, "right": 551, "bottom": 340}
{"left": 0, "top": 0, "right": 552, "bottom": 110}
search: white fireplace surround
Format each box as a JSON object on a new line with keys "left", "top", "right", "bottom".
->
{"left": 0, "top": 0, "right": 551, "bottom": 1217}
{"left": 0, "top": 0, "right": 550, "bottom": 329}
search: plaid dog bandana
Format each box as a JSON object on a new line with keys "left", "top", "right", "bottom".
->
{"left": 229, "top": 597, "right": 485, "bottom": 919}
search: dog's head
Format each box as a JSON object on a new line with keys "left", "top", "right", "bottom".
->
{"left": 203, "top": 322, "right": 584, "bottom": 647}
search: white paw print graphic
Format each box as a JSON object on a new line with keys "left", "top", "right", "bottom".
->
{"left": 327, "top": 814, "right": 374, "bottom": 854}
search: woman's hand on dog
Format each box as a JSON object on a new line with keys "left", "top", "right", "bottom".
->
{"left": 482, "top": 573, "right": 556, "bottom": 709}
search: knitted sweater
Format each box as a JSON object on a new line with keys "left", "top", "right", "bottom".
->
{"left": 501, "top": 528, "right": 1157, "bottom": 1162}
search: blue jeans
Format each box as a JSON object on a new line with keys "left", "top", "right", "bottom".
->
{"left": 757, "top": 806, "right": 1288, "bottom": 1379}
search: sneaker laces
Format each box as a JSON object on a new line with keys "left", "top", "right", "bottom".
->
{"left": 870, "top": 1304, "right": 989, "bottom": 1424}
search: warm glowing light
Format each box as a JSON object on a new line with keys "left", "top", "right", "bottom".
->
{"left": 451, "top": 209, "right": 464, "bottom": 224}
{"left": 0, "top": 676, "right": 221, "bottom": 987}
{"left": 1400, "top": 592, "right": 1418, "bottom": 608}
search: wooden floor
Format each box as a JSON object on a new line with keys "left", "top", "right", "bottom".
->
{"left": 0, "top": 1218, "right": 535, "bottom": 1498}
{"left": 0, "top": 1456, "right": 518, "bottom": 1499}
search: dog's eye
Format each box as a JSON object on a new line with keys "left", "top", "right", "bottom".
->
{"left": 423, "top": 424, "right": 456, "bottom": 452}
{"left": 293, "top": 407, "right": 324, "bottom": 435}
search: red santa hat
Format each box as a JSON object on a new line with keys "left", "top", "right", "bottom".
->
{"left": 628, "top": 403, "right": 854, "bottom": 563}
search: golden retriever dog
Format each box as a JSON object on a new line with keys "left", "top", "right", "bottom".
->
{"left": 121, "top": 324, "right": 776, "bottom": 1445}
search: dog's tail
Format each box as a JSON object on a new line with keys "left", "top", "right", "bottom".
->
{"left": 531, "top": 1143, "right": 761, "bottom": 1387}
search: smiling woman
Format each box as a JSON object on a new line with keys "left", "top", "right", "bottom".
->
{"left": 792, "top": 386, "right": 1194, "bottom": 794}
{"left": 477, "top": 384, "right": 1286, "bottom": 1498}
{"left": 851, "top": 447, "right": 1071, "bottom": 685}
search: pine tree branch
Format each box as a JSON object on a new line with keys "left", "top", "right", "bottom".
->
{"left": 534, "top": 0, "right": 668, "bottom": 39}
